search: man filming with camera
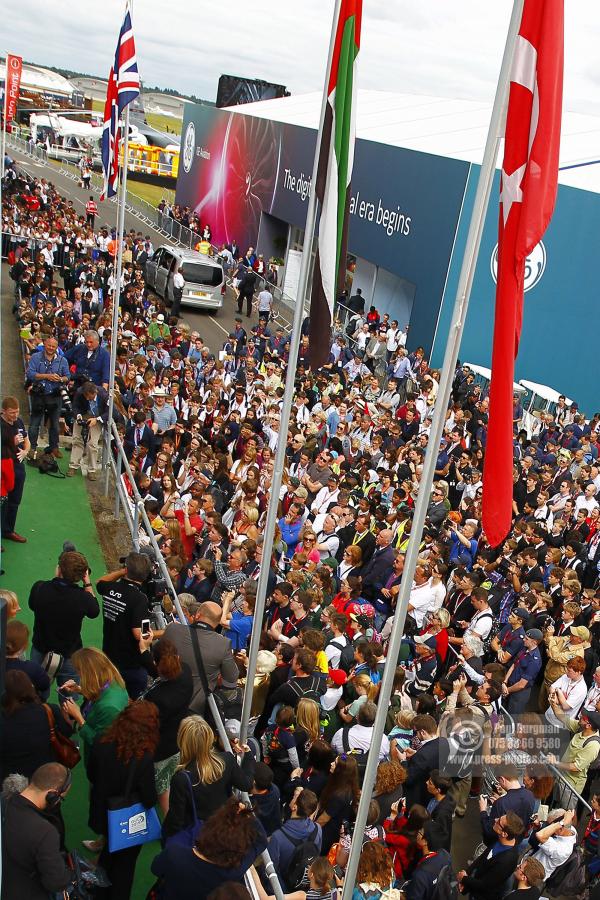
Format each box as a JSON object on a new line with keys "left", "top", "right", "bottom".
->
{"left": 96, "top": 551, "right": 152, "bottom": 698}
{"left": 67, "top": 382, "right": 109, "bottom": 481}
{"left": 26, "top": 335, "right": 70, "bottom": 462}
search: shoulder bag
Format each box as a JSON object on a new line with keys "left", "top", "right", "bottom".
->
{"left": 44, "top": 704, "right": 81, "bottom": 769}
{"left": 107, "top": 758, "right": 161, "bottom": 852}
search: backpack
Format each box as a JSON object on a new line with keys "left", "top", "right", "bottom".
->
{"left": 583, "top": 734, "right": 600, "bottom": 772}
{"left": 288, "top": 676, "right": 322, "bottom": 704}
{"left": 341, "top": 725, "right": 369, "bottom": 783}
{"left": 545, "top": 846, "right": 588, "bottom": 900}
{"left": 261, "top": 725, "right": 293, "bottom": 764}
{"left": 338, "top": 638, "right": 365, "bottom": 674}
{"left": 430, "top": 863, "right": 460, "bottom": 900}
{"left": 37, "top": 453, "right": 66, "bottom": 478}
{"left": 282, "top": 822, "right": 320, "bottom": 890}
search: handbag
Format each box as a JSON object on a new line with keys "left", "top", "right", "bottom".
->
{"left": 44, "top": 704, "right": 81, "bottom": 769}
{"left": 164, "top": 770, "right": 204, "bottom": 849}
{"left": 107, "top": 759, "right": 161, "bottom": 853}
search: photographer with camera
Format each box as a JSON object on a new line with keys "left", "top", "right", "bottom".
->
{"left": 66, "top": 382, "right": 109, "bottom": 481}
{"left": 29, "top": 548, "right": 99, "bottom": 696}
{"left": 64, "top": 329, "right": 110, "bottom": 390}
{"left": 26, "top": 335, "right": 70, "bottom": 462}
{"left": 96, "top": 551, "right": 153, "bottom": 699}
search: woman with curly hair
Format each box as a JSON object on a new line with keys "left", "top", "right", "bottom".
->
{"left": 353, "top": 841, "right": 400, "bottom": 900}
{"left": 87, "top": 700, "right": 160, "bottom": 898}
{"left": 373, "top": 760, "right": 407, "bottom": 824}
{"left": 151, "top": 797, "right": 268, "bottom": 900}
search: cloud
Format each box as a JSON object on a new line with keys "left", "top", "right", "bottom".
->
{"left": 2, "top": 0, "right": 599, "bottom": 114}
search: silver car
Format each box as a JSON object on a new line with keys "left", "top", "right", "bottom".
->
{"left": 145, "top": 246, "right": 225, "bottom": 311}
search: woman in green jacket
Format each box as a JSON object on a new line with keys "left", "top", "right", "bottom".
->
{"left": 61, "top": 647, "right": 129, "bottom": 761}
{"left": 61, "top": 647, "right": 130, "bottom": 853}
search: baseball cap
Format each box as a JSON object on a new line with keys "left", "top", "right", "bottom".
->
{"left": 525, "top": 628, "right": 543, "bottom": 642}
{"left": 570, "top": 625, "right": 590, "bottom": 641}
{"left": 294, "top": 486, "right": 308, "bottom": 500}
{"left": 157, "top": 314, "right": 165, "bottom": 322}
{"left": 328, "top": 669, "right": 348, "bottom": 686}
{"left": 414, "top": 634, "right": 437, "bottom": 649}
{"left": 512, "top": 607, "right": 530, "bottom": 621}
{"left": 583, "top": 710, "right": 600, "bottom": 730}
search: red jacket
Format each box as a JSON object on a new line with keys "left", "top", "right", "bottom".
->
{"left": 384, "top": 816, "right": 422, "bottom": 879}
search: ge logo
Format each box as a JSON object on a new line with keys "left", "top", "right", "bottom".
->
{"left": 490, "top": 240, "right": 547, "bottom": 292}
{"left": 182, "top": 122, "right": 196, "bottom": 174}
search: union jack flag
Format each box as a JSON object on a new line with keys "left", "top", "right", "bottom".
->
{"left": 100, "top": 5, "right": 140, "bottom": 200}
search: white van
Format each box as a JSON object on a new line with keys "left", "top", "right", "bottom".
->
{"left": 145, "top": 246, "right": 225, "bottom": 311}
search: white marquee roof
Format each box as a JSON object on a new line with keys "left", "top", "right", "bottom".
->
{"left": 226, "top": 90, "right": 600, "bottom": 194}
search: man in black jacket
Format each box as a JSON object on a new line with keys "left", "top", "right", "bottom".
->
{"left": 1, "top": 763, "right": 73, "bottom": 900}
{"left": 457, "top": 811, "right": 524, "bottom": 900}
{"left": 29, "top": 549, "right": 99, "bottom": 697}
{"left": 238, "top": 267, "right": 257, "bottom": 317}
{"left": 360, "top": 528, "right": 395, "bottom": 601}
{"left": 403, "top": 714, "right": 450, "bottom": 808}
{"left": 424, "top": 769, "right": 455, "bottom": 851}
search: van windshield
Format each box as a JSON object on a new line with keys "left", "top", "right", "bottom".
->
{"left": 181, "top": 263, "right": 222, "bottom": 287}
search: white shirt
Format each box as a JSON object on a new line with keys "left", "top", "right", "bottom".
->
{"left": 409, "top": 581, "right": 442, "bottom": 628}
{"left": 583, "top": 681, "right": 600, "bottom": 713}
{"left": 325, "top": 635, "right": 348, "bottom": 669}
{"left": 533, "top": 828, "right": 577, "bottom": 879}
{"left": 331, "top": 724, "right": 390, "bottom": 760}
{"left": 311, "top": 485, "right": 340, "bottom": 515}
{"left": 465, "top": 607, "right": 493, "bottom": 641}
{"left": 545, "top": 674, "right": 587, "bottom": 728}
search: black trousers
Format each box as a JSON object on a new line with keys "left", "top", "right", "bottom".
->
{"left": 1, "top": 461, "right": 26, "bottom": 536}
{"left": 97, "top": 843, "right": 142, "bottom": 899}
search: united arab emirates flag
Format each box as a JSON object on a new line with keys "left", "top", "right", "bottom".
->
{"left": 309, "top": 0, "right": 362, "bottom": 370}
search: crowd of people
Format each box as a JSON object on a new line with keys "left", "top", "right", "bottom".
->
{"left": 2, "top": 160, "right": 600, "bottom": 900}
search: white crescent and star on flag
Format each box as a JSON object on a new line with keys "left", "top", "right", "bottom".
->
{"left": 500, "top": 35, "right": 540, "bottom": 226}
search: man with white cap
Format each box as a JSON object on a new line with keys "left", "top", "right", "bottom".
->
{"left": 151, "top": 389, "right": 177, "bottom": 436}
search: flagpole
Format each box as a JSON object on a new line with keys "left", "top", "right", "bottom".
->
{"left": 340, "top": 1, "right": 525, "bottom": 897}
{"left": 104, "top": 100, "right": 131, "bottom": 494}
{"left": 238, "top": 0, "right": 343, "bottom": 746}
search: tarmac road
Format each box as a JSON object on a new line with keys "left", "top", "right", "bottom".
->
{"left": 6, "top": 143, "right": 286, "bottom": 356}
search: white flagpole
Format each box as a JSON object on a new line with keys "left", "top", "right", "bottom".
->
{"left": 238, "top": 0, "right": 343, "bottom": 745}
{"left": 104, "top": 101, "right": 131, "bottom": 493}
{"left": 341, "top": 1, "right": 525, "bottom": 897}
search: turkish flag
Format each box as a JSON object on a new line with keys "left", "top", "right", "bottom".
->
{"left": 482, "top": 0, "right": 563, "bottom": 547}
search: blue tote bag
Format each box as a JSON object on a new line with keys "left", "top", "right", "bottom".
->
{"left": 107, "top": 759, "right": 161, "bottom": 853}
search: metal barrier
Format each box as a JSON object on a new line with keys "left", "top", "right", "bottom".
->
{"left": 105, "top": 421, "right": 285, "bottom": 900}
{"left": 541, "top": 755, "right": 592, "bottom": 813}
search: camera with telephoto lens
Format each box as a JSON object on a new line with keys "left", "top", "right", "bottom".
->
{"left": 60, "top": 386, "right": 73, "bottom": 413}
{"left": 76, "top": 412, "right": 92, "bottom": 444}
{"left": 137, "top": 549, "right": 169, "bottom": 629}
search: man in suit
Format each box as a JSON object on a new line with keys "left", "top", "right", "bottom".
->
{"left": 360, "top": 528, "right": 395, "bottom": 609}
{"left": 164, "top": 600, "right": 239, "bottom": 715}
{"left": 337, "top": 512, "right": 374, "bottom": 563}
{"left": 402, "top": 714, "right": 449, "bottom": 809}
{"left": 124, "top": 411, "right": 155, "bottom": 461}
{"left": 457, "top": 811, "right": 524, "bottom": 900}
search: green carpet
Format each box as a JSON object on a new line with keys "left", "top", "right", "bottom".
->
{"left": 2, "top": 458, "right": 157, "bottom": 898}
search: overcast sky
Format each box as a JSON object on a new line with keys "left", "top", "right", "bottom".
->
{"left": 4, "top": 0, "right": 600, "bottom": 114}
